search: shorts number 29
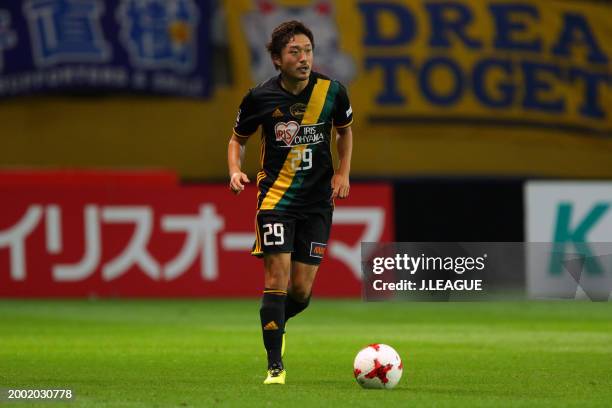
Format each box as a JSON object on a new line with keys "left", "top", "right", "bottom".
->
{"left": 263, "top": 223, "right": 284, "bottom": 246}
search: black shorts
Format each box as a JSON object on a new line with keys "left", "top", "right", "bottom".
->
{"left": 252, "top": 208, "right": 333, "bottom": 265}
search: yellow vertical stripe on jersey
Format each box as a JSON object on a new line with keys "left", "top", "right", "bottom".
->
{"left": 259, "top": 144, "right": 307, "bottom": 210}
{"left": 301, "top": 79, "right": 330, "bottom": 125}
{"left": 259, "top": 79, "right": 331, "bottom": 210}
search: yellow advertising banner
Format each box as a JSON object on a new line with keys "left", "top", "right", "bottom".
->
{"left": 225, "top": 0, "right": 612, "bottom": 177}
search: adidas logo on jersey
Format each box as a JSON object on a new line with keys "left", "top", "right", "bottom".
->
{"left": 272, "top": 108, "right": 283, "bottom": 118}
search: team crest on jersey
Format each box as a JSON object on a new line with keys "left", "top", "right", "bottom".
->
{"left": 290, "top": 103, "right": 306, "bottom": 119}
{"left": 275, "top": 121, "right": 300, "bottom": 145}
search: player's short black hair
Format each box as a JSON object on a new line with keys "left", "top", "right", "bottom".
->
{"left": 267, "top": 20, "right": 315, "bottom": 70}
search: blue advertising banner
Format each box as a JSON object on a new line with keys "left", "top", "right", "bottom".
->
{"left": 0, "top": 0, "right": 211, "bottom": 97}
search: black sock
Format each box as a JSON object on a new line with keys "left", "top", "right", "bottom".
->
{"left": 285, "top": 292, "right": 311, "bottom": 322}
{"left": 260, "top": 288, "right": 286, "bottom": 369}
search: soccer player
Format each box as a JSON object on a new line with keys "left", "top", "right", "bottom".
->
{"left": 227, "top": 20, "right": 353, "bottom": 385}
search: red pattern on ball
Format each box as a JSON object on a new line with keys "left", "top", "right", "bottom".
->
{"left": 364, "top": 358, "right": 393, "bottom": 384}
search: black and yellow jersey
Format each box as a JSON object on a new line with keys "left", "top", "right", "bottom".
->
{"left": 233, "top": 72, "right": 353, "bottom": 211}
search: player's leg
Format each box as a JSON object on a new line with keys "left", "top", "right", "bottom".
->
{"left": 261, "top": 253, "right": 290, "bottom": 384}
{"left": 286, "top": 208, "right": 333, "bottom": 321}
{"left": 281, "top": 262, "right": 317, "bottom": 360}
{"left": 254, "top": 211, "right": 295, "bottom": 384}
{"left": 261, "top": 253, "right": 290, "bottom": 364}
{"left": 286, "top": 261, "right": 318, "bottom": 321}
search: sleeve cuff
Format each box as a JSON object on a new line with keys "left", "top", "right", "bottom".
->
{"left": 333, "top": 119, "right": 353, "bottom": 129}
{"left": 233, "top": 129, "right": 253, "bottom": 138}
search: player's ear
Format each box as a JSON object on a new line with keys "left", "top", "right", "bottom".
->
{"left": 271, "top": 53, "right": 281, "bottom": 70}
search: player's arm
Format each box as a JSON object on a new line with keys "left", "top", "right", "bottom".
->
{"left": 332, "top": 125, "right": 353, "bottom": 199}
{"left": 229, "top": 89, "right": 257, "bottom": 195}
{"left": 228, "top": 134, "right": 250, "bottom": 195}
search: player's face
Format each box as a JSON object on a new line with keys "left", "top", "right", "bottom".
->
{"left": 275, "top": 34, "right": 313, "bottom": 82}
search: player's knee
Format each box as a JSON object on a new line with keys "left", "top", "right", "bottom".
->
{"left": 285, "top": 289, "right": 311, "bottom": 320}
{"left": 264, "top": 256, "right": 290, "bottom": 288}
{"left": 265, "top": 273, "right": 288, "bottom": 290}
{"left": 264, "top": 268, "right": 289, "bottom": 289}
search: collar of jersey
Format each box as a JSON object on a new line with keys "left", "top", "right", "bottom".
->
{"left": 276, "top": 73, "right": 315, "bottom": 98}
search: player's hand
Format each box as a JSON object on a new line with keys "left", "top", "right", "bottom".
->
{"left": 229, "top": 172, "right": 250, "bottom": 195}
{"left": 331, "top": 173, "right": 350, "bottom": 199}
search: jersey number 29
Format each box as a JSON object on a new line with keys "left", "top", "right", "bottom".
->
{"left": 290, "top": 148, "right": 312, "bottom": 171}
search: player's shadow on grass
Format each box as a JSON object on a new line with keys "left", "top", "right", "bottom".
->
{"left": 411, "top": 385, "right": 518, "bottom": 397}
{"left": 295, "top": 378, "right": 414, "bottom": 392}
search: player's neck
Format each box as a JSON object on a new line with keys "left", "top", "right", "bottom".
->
{"left": 279, "top": 74, "right": 309, "bottom": 95}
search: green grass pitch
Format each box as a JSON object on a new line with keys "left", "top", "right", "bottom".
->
{"left": 1, "top": 300, "right": 611, "bottom": 407}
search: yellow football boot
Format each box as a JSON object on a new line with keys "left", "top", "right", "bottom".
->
{"left": 263, "top": 367, "right": 286, "bottom": 385}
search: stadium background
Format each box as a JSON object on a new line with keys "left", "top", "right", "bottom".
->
{"left": 1, "top": 0, "right": 610, "bottom": 298}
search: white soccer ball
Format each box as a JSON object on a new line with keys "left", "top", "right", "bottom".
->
{"left": 353, "top": 343, "right": 403, "bottom": 389}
